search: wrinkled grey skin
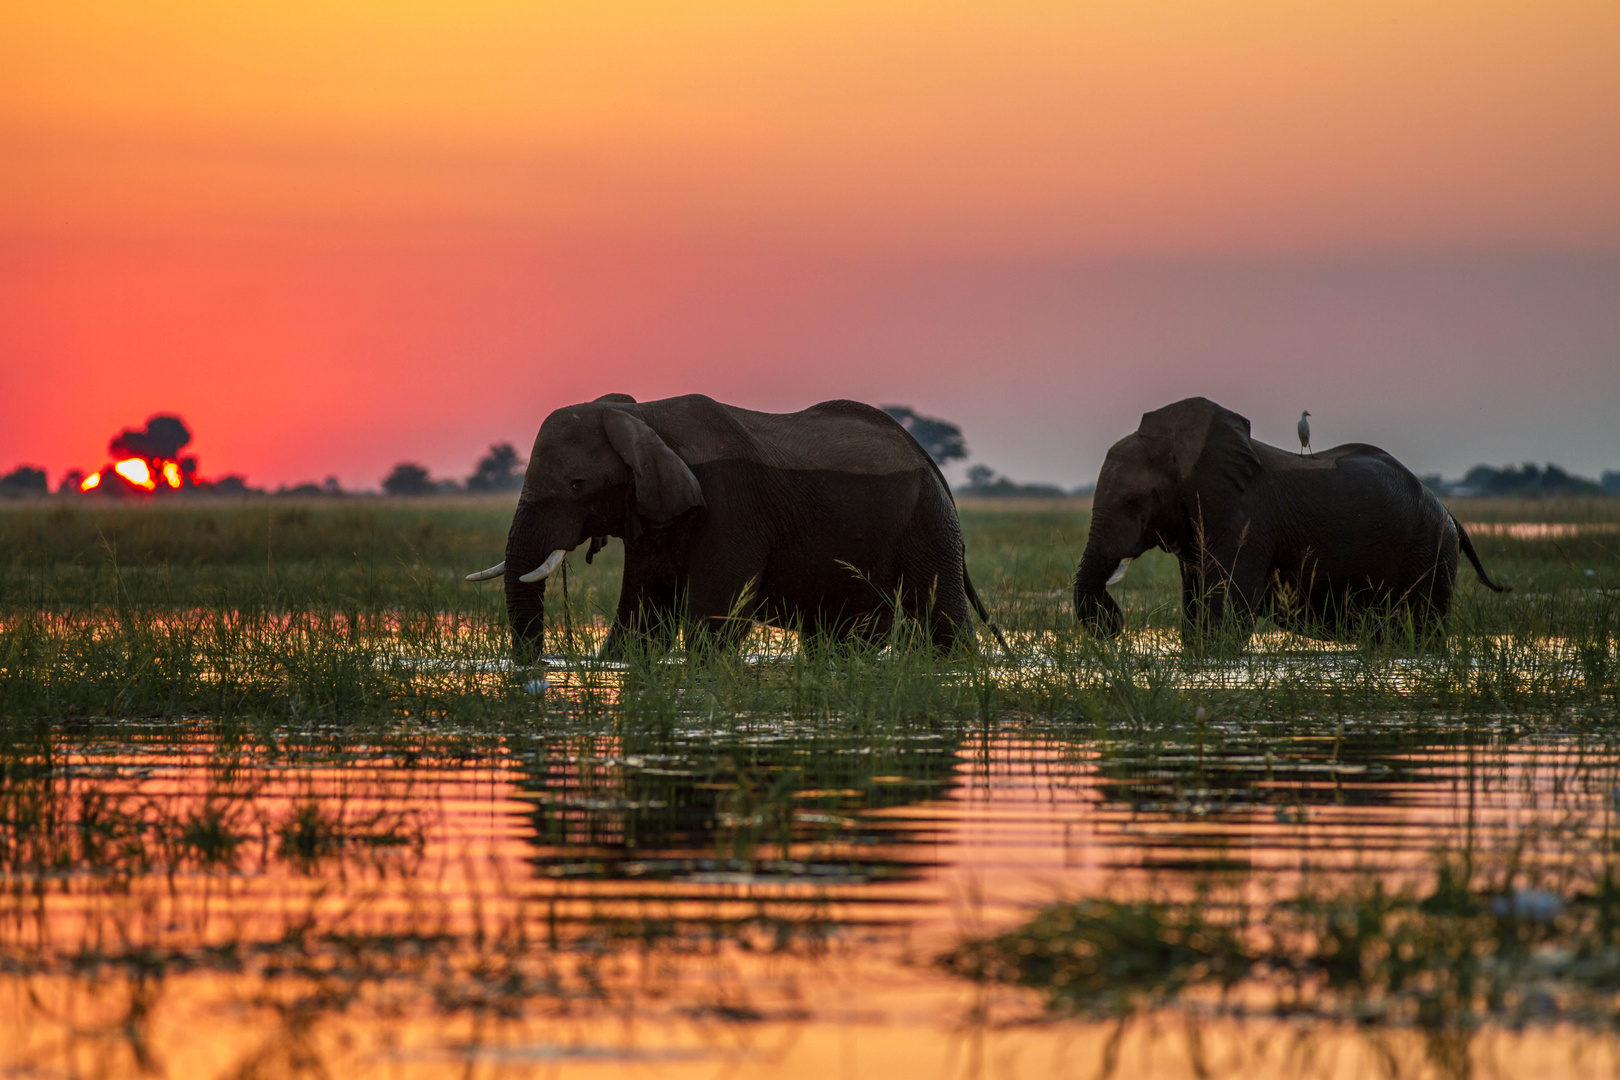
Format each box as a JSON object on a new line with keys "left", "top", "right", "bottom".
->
{"left": 1074, "top": 397, "right": 1507, "bottom": 645}
{"left": 495, "top": 393, "right": 994, "bottom": 658}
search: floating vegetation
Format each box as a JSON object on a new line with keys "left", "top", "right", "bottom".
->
{"left": 942, "top": 855, "right": 1620, "bottom": 1030}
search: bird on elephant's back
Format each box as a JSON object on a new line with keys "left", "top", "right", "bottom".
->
{"left": 466, "top": 393, "right": 1005, "bottom": 659}
{"left": 1073, "top": 396, "right": 1507, "bottom": 647}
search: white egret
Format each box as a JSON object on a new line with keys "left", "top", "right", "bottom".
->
{"left": 1297, "top": 410, "right": 1312, "bottom": 455}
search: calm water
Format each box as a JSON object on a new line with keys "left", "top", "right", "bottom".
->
{"left": 5, "top": 703, "right": 1619, "bottom": 1079}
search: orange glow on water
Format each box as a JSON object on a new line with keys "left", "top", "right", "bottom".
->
{"left": 78, "top": 471, "right": 100, "bottom": 492}
{"left": 113, "top": 457, "right": 155, "bottom": 491}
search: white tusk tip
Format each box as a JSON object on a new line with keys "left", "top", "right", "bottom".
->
{"left": 518, "top": 548, "right": 568, "bottom": 583}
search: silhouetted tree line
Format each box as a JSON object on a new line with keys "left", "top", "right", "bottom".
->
{"left": 1423, "top": 463, "right": 1618, "bottom": 499}
{"left": 13, "top": 408, "right": 1615, "bottom": 502}
{"left": 955, "top": 464, "right": 1080, "bottom": 498}
{"left": 273, "top": 477, "right": 344, "bottom": 498}
{"left": 381, "top": 443, "right": 524, "bottom": 496}
{"left": 466, "top": 443, "right": 523, "bottom": 491}
{"left": 0, "top": 466, "right": 48, "bottom": 498}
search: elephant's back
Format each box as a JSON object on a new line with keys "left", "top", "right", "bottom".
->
{"left": 1323, "top": 445, "right": 1437, "bottom": 524}
{"left": 638, "top": 395, "right": 933, "bottom": 477}
{"left": 735, "top": 399, "right": 937, "bottom": 477}
{"left": 1271, "top": 442, "right": 1450, "bottom": 570}
{"left": 1268, "top": 442, "right": 1427, "bottom": 502}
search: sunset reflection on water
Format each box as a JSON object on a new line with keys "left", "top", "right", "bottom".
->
{"left": 5, "top": 718, "right": 1619, "bottom": 1078}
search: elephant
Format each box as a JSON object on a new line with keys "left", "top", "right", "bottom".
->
{"left": 467, "top": 393, "right": 1001, "bottom": 658}
{"left": 1073, "top": 397, "right": 1507, "bottom": 645}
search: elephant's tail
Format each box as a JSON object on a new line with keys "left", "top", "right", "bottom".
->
{"left": 1452, "top": 515, "right": 1510, "bottom": 593}
{"left": 963, "top": 567, "right": 1013, "bottom": 655}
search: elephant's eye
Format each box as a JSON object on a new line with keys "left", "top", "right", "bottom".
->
{"left": 569, "top": 478, "right": 586, "bottom": 493}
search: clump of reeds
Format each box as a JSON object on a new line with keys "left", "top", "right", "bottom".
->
{"left": 942, "top": 847, "right": 1620, "bottom": 1030}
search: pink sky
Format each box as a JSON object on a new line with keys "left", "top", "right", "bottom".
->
{"left": 2, "top": 1, "right": 1617, "bottom": 488}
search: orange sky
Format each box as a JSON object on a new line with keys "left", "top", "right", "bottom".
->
{"left": 2, "top": 1, "right": 1618, "bottom": 487}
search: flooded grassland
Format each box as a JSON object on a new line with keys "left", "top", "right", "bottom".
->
{"left": 2, "top": 497, "right": 1618, "bottom": 1078}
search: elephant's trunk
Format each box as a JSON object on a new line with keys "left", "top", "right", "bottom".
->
{"left": 504, "top": 503, "right": 549, "bottom": 659}
{"left": 1074, "top": 545, "right": 1125, "bottom": 637}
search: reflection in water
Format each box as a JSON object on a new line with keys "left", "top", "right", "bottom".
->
{"left": 1462, "top": 521, "right": 1620, "bottom": 539}
{"left": 4, "top": 720, "right": 1620, "bottom": 1078}
{"left": 517, "top": 729, "right": 958, "bottom": 883}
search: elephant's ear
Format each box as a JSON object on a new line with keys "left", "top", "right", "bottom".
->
{"left": 602, "top": 410, "right": 704, "bottom": 525}
{"left": 1138, "top": 397, "right": 1260, "bottom": 536}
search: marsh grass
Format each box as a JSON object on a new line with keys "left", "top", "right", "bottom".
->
{"left": 0, "top": 498, "right": 1615, "bottom": 733}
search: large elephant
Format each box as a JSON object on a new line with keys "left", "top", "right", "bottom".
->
{"left": 1073, "top": 397, "right": 1506, "bottom": 644}
{"left": 468, "top": 393, "right": 998, "bottom": 657}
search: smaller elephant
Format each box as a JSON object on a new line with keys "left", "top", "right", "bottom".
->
{"left": 1074, "top": 397, "right": 1506, "bottom": 645}
{"left": 468, "top": 393, "right": 1001, "bottom": 657}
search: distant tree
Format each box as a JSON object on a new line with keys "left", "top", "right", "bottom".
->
{"left": 206, "top": 475, "right": 254, "bottom": 496}
{"left": 383, "top": 462, "right": 437, "bottom": 496}
{"left": 109, "top": 414, "right": 192, "bottom": 461}
{"left": 466, "top": 443, "right": 524, "bottom": 492}
{"left": 955, "top": 464, "right": 1066, "bottom": 498}
{"left": 881, "top": 407, "right": 968, "bottom": 466}
{"left": 1604, "top": 471, "right": 1620, "bottom": 496}
{"left": 965, "top": 464, "right": 997, "bottom": 487}
{"left": 59, "top": 469, "right": 86, "bottom": 494}
{"left": 323, "top": 476, "right": 343, "bottom": 495}
{"left": 0, "top": 465, "right": 48, "bottom": 498}
{"left": 1460, "top": 463, "right": 1603, "bottom": 498}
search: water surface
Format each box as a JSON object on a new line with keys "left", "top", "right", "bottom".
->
{"left": 5, "top": 710, "right": 1617, "bottom": 1079}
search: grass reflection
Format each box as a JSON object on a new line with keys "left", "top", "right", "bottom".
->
{"left": 943, "top": 847, "right": 1620, "bottom": 1027}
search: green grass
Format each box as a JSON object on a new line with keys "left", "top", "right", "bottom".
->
{"left": 0, "top": 496, "right": 1616, "bottom": 729}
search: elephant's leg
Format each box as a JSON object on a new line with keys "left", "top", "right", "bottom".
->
{"left": 796, "top": 607, "right": 892, "bottom": 657}
{"left": 1181, "top": 581, "right": 1258, "bottom": 651}
{"left": 1414, "top": 562, "right": 1456, "bottom": 643}
{"left": 1400, "top": 524, "right": 1459, "bottom": 647}
{"left": 1262, "top": 569, "right": 1306, "bottom": 635}
{"left": 1180, "top": 560, "right": 1205, "bottom": 632}
{"left": 1407, "top": 590, "right": 1450, "bottom": 648}
{"left": 895, "top": 514, "right": 971, "bottom": 652}
{"left": 598, "top": 560, "right": 680, "bottom": 659}
{"left": 1222, "top": 556, "right": 1269, "bottom": 646}
{"left": 1180, "top": 547, "right": 1267, "bottom": 651}
{"left": 682, "top": 546, "right": 770, "bottom": 653}
{"left": 1179, "top": 559, "right": 1226, "bottom": 646}
{"left": 684, "top": 602, "right": 758, "bottom": 653}
{"left": 899, "top": 569, "right": 967, "bottom": 651}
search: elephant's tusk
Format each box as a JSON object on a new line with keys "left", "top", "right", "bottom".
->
{"left": 518, "top": 549, "right": 568, "bottom": 583}
{"left": 464, "top": 561, "right": 506, "bottom": 582}
{"left": 1106, "top": 558, "right": 1133, "bottom": 586}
